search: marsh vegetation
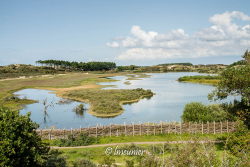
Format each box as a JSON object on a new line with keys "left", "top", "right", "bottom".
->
{"left": 64, "top": 88, "right": 154, "bottom": 117}
{"left": 178, "top": 75, "right": 220, "bottom": 85}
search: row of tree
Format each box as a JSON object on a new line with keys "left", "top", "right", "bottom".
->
{"left": 36, "top": 60, "right": 116, "bottom": 71}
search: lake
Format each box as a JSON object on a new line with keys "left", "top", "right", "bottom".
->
{"left": 14, "top": 72, "right": 235, "bottom": 129}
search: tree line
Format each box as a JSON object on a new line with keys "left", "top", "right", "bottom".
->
{"left": 36, "top": 60, "right": 116, "bottom": 71}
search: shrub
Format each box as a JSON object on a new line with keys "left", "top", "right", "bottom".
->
{"left": 0, "top": 107, "right": 50, "bottom": 167}
{"left": 99, "top": 156, "right": 115, "bottom": 167}
{"left": 125, "top": 159, "right": 134, "bottom": 167}
{"left": 72, "top": 159, "right": 96, "bottom": 167}
{"left": 182, "top": 102, "right": 227, "bottom": 122}
{"left": 54, "top": 133, "right": 97, "bottom": 147}
{"left": 43, "top": 150, "right": 67, "bottom": 167}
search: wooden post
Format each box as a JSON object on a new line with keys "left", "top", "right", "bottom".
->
{"left": 49, "top": 129, "right": 52, "bottom": 140}
{"left": 63, "top": 129, "right": 65, "bottom": 139}
{"left": 195, "top": 122, "right": 197, "bottom": 134}
{"left": 153, "top": 123, "right": 156, "bottom": 135}
{"left": 207, "top": 121, "right": 209, "bottom": 134}
{"left": 168, "top": 123, "right": 170, "bottom": 134}
{"left": 202, "top": 122, "right": 204, "bottom": 134}
{"left": 226, "top": 121, "right": 229, "bottom": 133}
{"left": 132, "top": 122, "right": 135, "bottom": 136}
{"left": 147, "top": 122, "right": 149, "bottom": 135}
{"left": 96, "top": 124, "right": 98, "bottom": 137}
{"left": 109, "top": 124, "right": 112, "bottom": 137}
{"left": 160, "top": 121, "right": 163, "bottom": 134}
{"left": 140, "top": 123, "right": 142, "bottom": 136}
{"left": 174, "top": 122, "right": 177, "bottom": 134}
{"left": 213, "top": 121, "right": 216, "bottom": 134}
{"left": 124, "top": 122, "right": 127, "bottom": 136}
{"left": 180, "top": 121, "right": 182, "bottom": 134}
{"left": 116, "top": 129, "right": 119, "bottom": 136}
{"left": 188, "top": 122, "right": 191, "bottom": 133}
{"left": 220, "top": 121, "right": 222, "bottom": 133}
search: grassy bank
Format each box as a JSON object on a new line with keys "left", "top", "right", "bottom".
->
{"left": 0, "top": 72, "right": 153, "bottom": 117}
{"left": 62, "top": 88, "right": 154, "bottom": 117}
{"left": 0, "top": 72, "right": 122, "bottom": 110}
{"left": 178, "top": 75, "right": 220, "bottom": 85}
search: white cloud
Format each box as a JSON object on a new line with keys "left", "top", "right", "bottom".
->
{"left": 107, "top": 11, "right": 250, "bottom": 61}
{"left": 106, "top": 41, "right": 119, "bottom": 48}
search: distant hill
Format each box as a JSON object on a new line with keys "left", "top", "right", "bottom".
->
{"left": 158, "top": 63, "right": 193, "bottom": 66}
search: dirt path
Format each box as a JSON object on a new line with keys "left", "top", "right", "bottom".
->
{"left": 51, "top": 140, "right": 222, "bottom": 149}
{"left": 48, "top": 84, "right": 99, "bottom": 92}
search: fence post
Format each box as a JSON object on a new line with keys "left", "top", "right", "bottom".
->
{"left": 207, "top": 121, "right": 209, "bottom": 134}
{"left": 116, "top": 129, "right": 119, "bottom": 136}
{"left": 160, "top": 121, "right": 163, "bottom": 134}
{"left": 175, "top": 122, "right": 177, "bottom": 134}
{"left": 220, "top": 121, "right": 222, "bottom": 133}
{"left": 124, "top": 122, "right": 127, "bottom": 136}
{"left": 195, "top": 122, "right": 197, "bottom": 134}
{"left": 153, "top": 123, "right": 156, "bottom": 135}
{"left": 168, "top": 122, "right": 170, "bottom": 134}
{"left": 132, "top": 122, "right": 135, "bottom": 136}
{"left": 226, "top": 121, "right": 229, "bottom": 133}
{"left": 202, "top": 122, "right": 204, "bottom": 134}
{"left": 63, "top": 129, "right": 65, "bottom": 139}
{"left": 213, "top": 121, "right": 216, "bottom": 134}
{"left": 147, "top": 122, "right": 149, "bottom": 135}
{"left": 180, "top": 121, "right": 182, "bottom": 134}
{"left": 49, "top": 129, "right": 52, "bottom": 140}
{"left": 109, "top": 124, "right": 112, "bottom": 137}
{"left": 96, "top": 124, "right": 98, "bottom": 137}
{"left": 140, "top": 123, "right": 142, "bottom": 136}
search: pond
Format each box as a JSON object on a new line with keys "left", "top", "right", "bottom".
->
{"left": 14, "top": 72, "right": 236, "bottom": 129}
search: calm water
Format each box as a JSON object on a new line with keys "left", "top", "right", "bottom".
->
{"left": 15, "top": 72, "right": 234, "bottom": 129}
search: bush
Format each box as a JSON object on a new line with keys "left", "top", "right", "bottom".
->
{"left": 99, "top": 156, "right": 115, "bottom": 167}
{"left": 44, "top": 150, "right": 67, "bottom": 167}
{"left": 72, "top": 159, "right": 96, "bottom": 167}
{"left": 165, "top": 143, "right": 221, "bottom": 167}
{"left": 125, "top": 159, "right": 135, "bottom": 167}
{"left": 53, "top": 133, "right": 97, "bottom": 147}
{"left": 0, "top": 107, "right": 50, "bottom": 167}
{"left": 182, "top": 102, "right": 227, "bottom": 122}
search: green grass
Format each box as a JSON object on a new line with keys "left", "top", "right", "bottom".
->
{"left": 178, "top": 75, "right": 220, "bottom": 85}
{"left": 0, "top": 72, "right": 126, "bottom": 110}
{"left": 63, "top": 88, "right": 154, "bottom": 117}
{"left": 57, "top": 141, "right": 228, "bottom": 166}
{"left": 49, "top": 133, "right": 228, "bottom": 147}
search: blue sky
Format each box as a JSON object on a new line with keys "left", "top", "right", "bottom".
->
{"left": 0, "top": 0, "right": 250, "bottom": 65}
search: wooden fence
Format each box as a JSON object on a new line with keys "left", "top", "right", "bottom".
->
{"left": 37, "top": 121, "right": 236, "bottom": 140}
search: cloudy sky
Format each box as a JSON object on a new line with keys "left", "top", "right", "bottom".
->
{"left": 0, "top": 0, "right": 250, "bottom": 65}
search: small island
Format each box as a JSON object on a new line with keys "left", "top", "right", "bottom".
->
{"left": 62, "top": 88, "right": 154, "bottom": 117}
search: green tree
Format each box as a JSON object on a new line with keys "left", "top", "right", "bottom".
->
{"left": 209, "top": 64, "right": 250, "bottom": 127}
{"left": 0, "top": 107, "right": 49, "bottom": 167}
{"left": 243, "top": 50, "right": 250, "bottom": 64}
